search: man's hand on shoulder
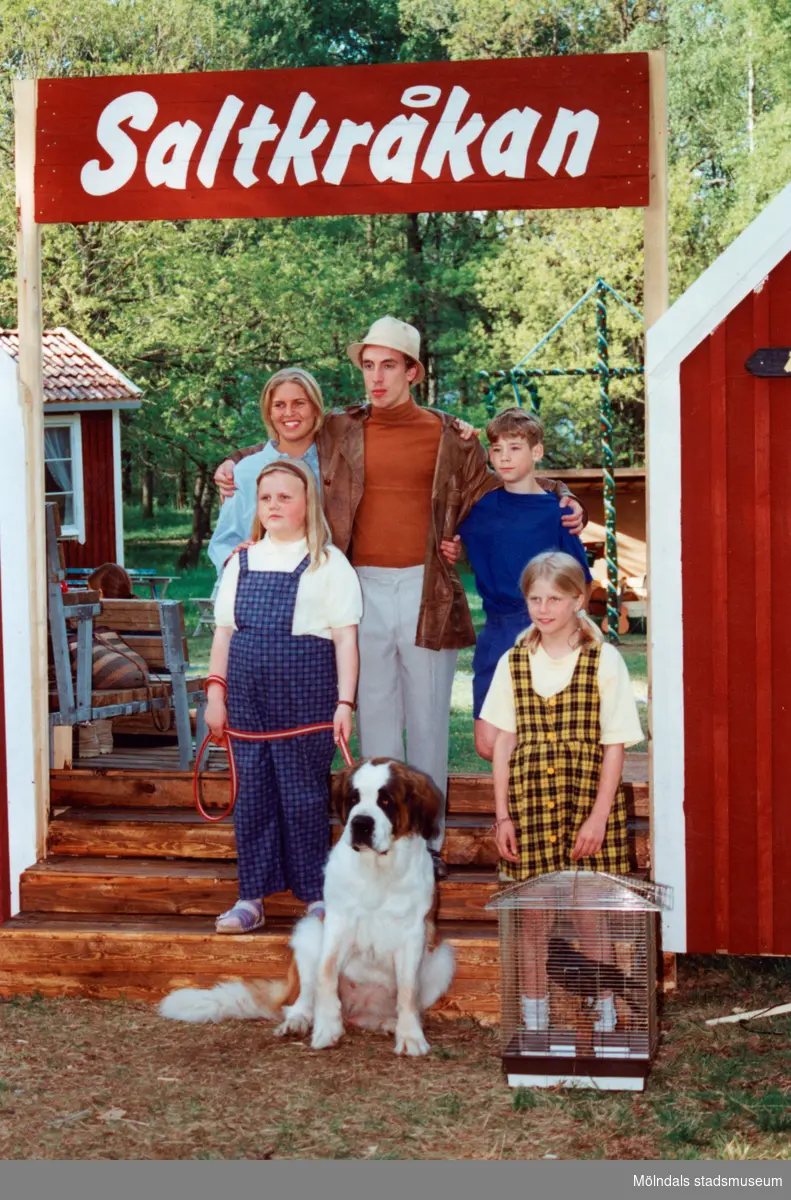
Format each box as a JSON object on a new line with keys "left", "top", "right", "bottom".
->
{"left": 559, "top": 495, "right": 585, "bottom": 537}
{"left": 452, "top": 417, "right": 480, "bottom": 441}
{"left": 440, "top": 535, "right": 463, "bottom": 565}
{"left": 214, "top": 459, "right": 237, "bottom": 501}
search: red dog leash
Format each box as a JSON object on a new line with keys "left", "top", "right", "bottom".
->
{"left": 194, "top": 677, "right": 354, "bottom": 822}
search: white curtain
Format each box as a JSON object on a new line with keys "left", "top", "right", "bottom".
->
{"left": 44, "top": 427, "right": 73, "bottom": 493}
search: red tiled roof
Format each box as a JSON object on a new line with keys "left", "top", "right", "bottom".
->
{"left": 0, "top": 327, "right": 142, "bottom": 405}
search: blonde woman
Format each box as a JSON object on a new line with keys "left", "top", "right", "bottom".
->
{"left": 208, "top": 368, "right": 325, "bottom": 577}
{"left": 205, "top": 460, "right": 362, "bottom": 933}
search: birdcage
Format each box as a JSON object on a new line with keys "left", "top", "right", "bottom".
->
{"left": 485, "top": 871, "right": 673, "bottom": 1091}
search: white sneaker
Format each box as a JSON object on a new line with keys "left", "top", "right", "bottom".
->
{"left": 521, "top": 995, "right": 549, "bottom": 1032}
{"left": 593, "top": 995, "right": 617, "bottom": 1033}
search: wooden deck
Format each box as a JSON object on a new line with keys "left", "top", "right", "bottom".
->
{"left": 0, "top": 751, "right": 651, "bottom": 1018}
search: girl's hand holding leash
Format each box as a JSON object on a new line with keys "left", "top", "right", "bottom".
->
{"left": 205, "top": 676, "right": 228, "bottom": 741}
{"left": 571, "top": 810, "right": 608, "bottom": 860}
{"left": 334, "top": 701, "right": 354, "bottom": 746}
{"left": 493, "top": 816, "right": 520, "bottom": 863}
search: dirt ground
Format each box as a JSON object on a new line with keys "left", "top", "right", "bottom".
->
{"left": 1, "top": 956, "right": 790, "bottom": 1160}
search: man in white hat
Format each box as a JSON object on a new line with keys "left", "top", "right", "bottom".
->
{"left": 214, "top": 316, "right": 583, "bottom": 879}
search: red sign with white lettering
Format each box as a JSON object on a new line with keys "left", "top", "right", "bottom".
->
{"left": 35, "top": 56, "right": 649, "bottom": 224}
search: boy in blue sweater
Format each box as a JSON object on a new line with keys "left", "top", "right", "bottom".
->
{"left": 442, "top": 407, "right": 591, "bottom": 761}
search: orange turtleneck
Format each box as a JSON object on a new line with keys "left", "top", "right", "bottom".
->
{"left": 350, "top": 399, "right": 441, "bottom": 568}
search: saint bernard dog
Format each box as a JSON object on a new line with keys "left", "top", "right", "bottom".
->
{"left": 159, "top": 759, "right": 456, "bottom": 1056}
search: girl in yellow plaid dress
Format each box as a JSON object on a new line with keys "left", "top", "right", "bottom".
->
{"left": 481, "top": 551, "right": 643, "bottom": 1031}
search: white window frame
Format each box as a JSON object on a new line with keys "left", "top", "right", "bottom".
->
{"left": 44, "top": 413, "right": 85, "bottom": 542}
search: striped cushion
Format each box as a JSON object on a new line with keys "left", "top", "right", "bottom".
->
{"left": 68, "top": 628, "right": 148, "bottom": 690}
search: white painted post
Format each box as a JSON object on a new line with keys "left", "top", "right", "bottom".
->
{"left": 642, "top": 49, "right": 677, "bottom": 945}
{"left": 13, "top": 78, "right": 49, "bottom": 867}
{"left": 0, "top": 349, "right": 40, "bottom": 910}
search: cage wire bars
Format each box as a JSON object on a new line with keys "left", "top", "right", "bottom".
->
{"left": 478, "top": 279, "right": 645, "bottom": 644}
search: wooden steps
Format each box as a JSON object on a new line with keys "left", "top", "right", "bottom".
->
{"left": 50, "top": 764, "right": 648, "bottom": 817}
{"left": 0, "top": 760, "right": 652, "bottom": 1015}
{"left": 21, "top": 857, "right": 502, "bottom": 922}
{"left": 47, "top": 807, "right": 649, "bottom": 870}
{"left": 0, "top": 912, "right": 499, "bottom": 1018}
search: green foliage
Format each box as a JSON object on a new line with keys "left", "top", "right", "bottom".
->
{"left": 0, "top": 0, "right": 788, "bottom": 552}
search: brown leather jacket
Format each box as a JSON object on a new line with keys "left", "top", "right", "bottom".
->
{"left": 230, "top": 404, "right": 579, "bottom": 652}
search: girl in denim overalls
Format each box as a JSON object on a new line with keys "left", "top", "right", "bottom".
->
{"left": 205, "top": 461, "right": 362, "bottom": 933}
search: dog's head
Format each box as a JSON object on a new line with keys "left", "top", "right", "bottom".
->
{"left": 332, "top": 759, "right": 441, "bottom": 855}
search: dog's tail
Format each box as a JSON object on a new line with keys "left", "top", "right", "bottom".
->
{"left": 159, "top": 960, "right": 300, "bottom": 1024}
{"left": 419, "top": 940, "right": 456, "bottom": 1010}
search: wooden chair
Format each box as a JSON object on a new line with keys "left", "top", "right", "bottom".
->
{"left": 191, "top": 598, "right": 216, "bottom": 638}
{"left": 46, "top": 503, "right": 207, "bottom": 769}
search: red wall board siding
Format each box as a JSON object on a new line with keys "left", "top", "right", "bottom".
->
{"left": 34, "top": 56, "right": 649, "bottom": 224}
{"left": 768, "top": 253, "right": 791, "bottom": 953}
{"left": 681, "top": 339, "right": 718, "bottom": 953}
{"left": 723, "top": 291, "right": 760, "bottom": 955}
{"left": 752, "top": 282, "right": 773, "bottom": 954}
{"left": 681, "top": 249, "right": 791, "bottom": 954}
{"left": 0, "top": 561, "right": 10, "bottom": 923}
{"left": 61, "top": 411, "right": 116, "bottom": 570}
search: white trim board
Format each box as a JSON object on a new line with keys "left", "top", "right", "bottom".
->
{"left": 647, "top": 180, "right": 791, "bottom": 379}
{"left": 0, "top": 350, "right": 38, "bottom": 912}
{"left": 647, "top": 366, "right": 686, "bottom": 952}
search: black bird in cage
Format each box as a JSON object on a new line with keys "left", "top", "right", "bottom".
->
{"left": 547, "top": 936, "right": 641, "bottom": 1011}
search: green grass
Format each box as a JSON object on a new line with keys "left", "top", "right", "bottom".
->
{"left": 122, "top": 506, "right": 649, "bottom": 769}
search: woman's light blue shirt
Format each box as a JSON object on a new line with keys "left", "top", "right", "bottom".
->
{"left": 207, "top": 441, "right": 322, "bottom": 577}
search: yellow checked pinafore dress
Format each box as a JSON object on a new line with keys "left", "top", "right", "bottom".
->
{"left": 501, "top": 642, "right": 630, "bottom": 882}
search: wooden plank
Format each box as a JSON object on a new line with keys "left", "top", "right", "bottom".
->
{"left": 0, "top": 968, "right": 500, "bottom": 1018}
{"left": 115, "top": 633, "right": 189, "bottom": 671}
{"left": 64, "top": 413, "right": 116, "bottom": 569}
{"left": 47, "top": 807, "right": 650, "bottom": 870}
{"left": 50, "top": 760, "right": 649, "bottom": 817}
{"left": 52, "top": 727, "right": 73, "bottom": 771}
{"left": 63, "top": 589, "right": 101, "bottom": 607}
{"left": 709, "top": 322, "right": 730, "bottom": 952}
{"left": 99, "top": 599, "right": 172, "bottom": 632}
{"left": 0, "top": 911, "right": 499, "bottom": 1015}
{"left": 50, "top": 677, "right": 203, "bottom": 711}
{"left": 34, "top": 58, "right": 650, "bottom": 225}
{"left": 680, "top": 339, "right": 717, "bottom": 953}
{"left": 768, "top": 253, "right": 791, "bottom": 955}
{"left": 14, "top": 77, "right": 49, "bottom": 859}
{"left": 20, "top": 857, "right": 502, "bottom": 921}
{"left": 724, "top": 291, "right": 760, "bottom": 954}
{"left": 643, "top": 49, "right": 668, "bottom": 330}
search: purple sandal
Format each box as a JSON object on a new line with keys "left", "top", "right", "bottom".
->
{"left": 215, "top": 899, "right": 265, "bottom": 934}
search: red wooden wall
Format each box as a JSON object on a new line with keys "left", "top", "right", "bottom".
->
{"left": 61, "top": 410, "right": 117, "bottom": 569}
{"left": 0, "top": 561, "right": 10, "bottom": 923}
{"left": 680, "top": 249, "right": 791, "bottom": 955}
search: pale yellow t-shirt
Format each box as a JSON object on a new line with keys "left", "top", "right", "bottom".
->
{"left": 480, "top": 641, "right": 643, "bottom": 746}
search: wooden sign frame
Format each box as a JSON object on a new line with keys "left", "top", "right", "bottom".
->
{"left": 10, "top": 51, "right": 668, "bottom": 860}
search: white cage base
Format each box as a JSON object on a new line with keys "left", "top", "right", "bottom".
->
{"left": 507, "top": 1071, "right": 646, "bottom": 1092}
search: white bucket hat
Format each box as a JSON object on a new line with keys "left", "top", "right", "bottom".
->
{"left": 346, "top": 315, "right": 425, "bottom": 384}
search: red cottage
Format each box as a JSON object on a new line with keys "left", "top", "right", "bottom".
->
{"left": 0, "top": 327, "right": 142, "bottom": 568}
{"left": 648, "top": 181, "right": 791, "bottom": 957}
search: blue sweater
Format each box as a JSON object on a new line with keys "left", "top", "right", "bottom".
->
{"left": 457, "top": 489, "right": 592, "bottom": 618}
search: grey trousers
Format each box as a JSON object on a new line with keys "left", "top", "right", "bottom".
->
{"left": 355, "top": 565, "right": 457, "bottom": 849}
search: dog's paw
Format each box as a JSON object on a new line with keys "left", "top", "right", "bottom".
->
{"left": 394, "top": 1028, "right": 430, "bottom": 1057}
{"left": 311, "top": 1017, "right": 344, "bottom": 1050}
{"left": 274, "top": 1013, "right": 310, "bottom": 1037}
